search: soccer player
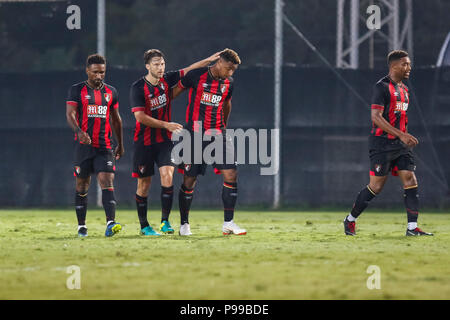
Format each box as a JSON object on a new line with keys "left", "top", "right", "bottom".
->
{"left": 171, "top": 48, "right": 247, "bottom": 236}
{"left": 343, "top": 50, "right": 433, "bottom": 236}
{"left": 66, "top": 54, "right": 124, "bottom": 238}
{"left": 130, "top": 49, "right": 223, "bottom": 236}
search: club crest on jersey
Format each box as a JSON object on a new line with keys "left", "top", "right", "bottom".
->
{"left": 104, "top": 93, "right": 111, "bottom": 102}
{"left": 74, "top": 166, "right": 81, "bottom": 175}
{"left": 220, "top": 84, "right": 227, "bottom": 93}
{"left": 160, "top": 83, "right": 165, "bottom": 91}
{"left": 375, "top": 164, "right": 382, "bottom": 173}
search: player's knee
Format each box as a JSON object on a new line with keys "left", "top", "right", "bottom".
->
{"left": 137, "top": 178, "right": 151, "bottom": 195}
{"left": 223, "top": 170, "right": 237, "bottom": 183}
{"left": 98, "top": 175, "right": 114, "bottom": 189}
{"left": 183, "top": 176, "right": 197, "bottom": 189}
{"left": 368, "top": 183, "right": 383, "bottom": 194}
{"left": 403, "top": 174, "right": 418, "bottom": 188}
{"left": 76, "top": 185, "right": 89, "bottom": 193}
{"left": 76, "top": 179, "right": 90, "bottom": 193}
{"left": 160, "top": 169, "right": 174, "bottom": 186}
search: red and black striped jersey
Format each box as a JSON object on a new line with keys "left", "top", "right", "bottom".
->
{"left": 130, "top": 70, "right": 183, "bottom": 145}
{"left": 66, "top": 81, "right": 119, "bottom": 149}
{"left": 177, "top": 67, "right": 233, "bottom": 134}
{"left": 370, "top": 76, "right": 410, "bottom": 139}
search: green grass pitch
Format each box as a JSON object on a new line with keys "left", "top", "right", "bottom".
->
{"left": 0, "top": 209, "right": 449, "bottom": 299}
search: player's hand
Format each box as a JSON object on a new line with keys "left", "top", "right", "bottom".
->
{"left": 399, "top": 132, "right": 419, "bottom": 148}
{"left": 77, "top": 130, "right": 91, "bottom": 145}
{"left": 206, "top": 51, "right": 224, "bottom": 63}
{"left": 115, "top": 144, "right": 124, "bottom": 160}
{"left": 164, "top": 122, "right": 183, "bottom": 134}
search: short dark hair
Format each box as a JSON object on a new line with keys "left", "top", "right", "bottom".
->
{"left": 387, "top": 50, "right": 408, "bottom": 65}
{"left": 86, "top": 54, "right": 106, "bottom": 67}
{"left": 144, "top": 49, "right": 164, "bottom": 65}
{"left": 220, "top": 48, "right": 241, "bottom": 65}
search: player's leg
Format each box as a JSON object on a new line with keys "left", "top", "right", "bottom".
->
{"left": 217, "top": 133, "right": 246, "bottom": 235}
{"left": 221, "top": 169, "right": 237, "bottom": 222}
{"left": 397, "top": 170, "right": 433, "bottom": 236}
{"left": 95, "top": 150, "right": 121, "bottom": 237}
{"left": 133, "top": 145, "right": 160, "bottom": 236}
{"left": 354, "top": 174, "right": 388, "bottom": 218}
{"left": 73, "top": 145, "right": 94, "bottom": 237}
{"left": 97, "top": 172, "right": 121, "bottom": 234}
{"left": 156, "top": 142, "right": 176, "bottom": 233}
{"left": 159, "top": 165, "right": 175, "bottom": 234}
{"left": 75, "top": 176, "right": 91, "bottom": 237}
{"left": 344, "top": 140, "right": 391, "bottom": 235}
{"left": 97, "top": 173, "right": 116, "bottom": 225}
{"left": 220, "top": 168, "right": 246, "bottom": 235}
{"left": 344, "top": 174, "right": 388, "bottom": 235}
{"left": 136, "top": 176, "right": 161, "bottom": 235}
{"left": 177, "top": 136, "right": 207, "bottom": 235}
{"left": 178, "top": 173, "right": 198, "bottom": 235}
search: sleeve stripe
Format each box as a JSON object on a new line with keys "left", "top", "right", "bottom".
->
{"left": 132, "top": 107, "right": 145, "bottom": 113}
{"left": 66, "top": 101, "right": 78, "bottom": 106}
{"left": 179, "top": 69, "right": 185, "bottom": 78}
{"left": 371, "top": 104, "right": 384, "bottom": 110}
{"left": 177, "top": 80, "right": 186, "bottom": 89}
{"left": 113, "top": 103, "right": 119, "bottom": 109}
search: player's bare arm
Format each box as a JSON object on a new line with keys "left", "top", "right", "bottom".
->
{"left": 170, "top": 51, "right": 223, "bottom": 100}
{"left": 134, "top": 110, "right": 183, "bottom": 133}
{"left": 171, "top": 85, "right": 186, "bottom": 100}
{"left": 66, "top": 103, "right": 91, "bottom": 145}
{"left": 223, "top": 99, "right": 232, "bottom": 127}
{"left": 371, "top": 108, "right": 418, "bottom": 147}
{"left": 181, "top": 51, "right": 223, "bottom": 75}
{"left": 110, "top": 107, "right": 124, "bottom": 160}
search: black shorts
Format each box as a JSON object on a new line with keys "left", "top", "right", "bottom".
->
{"left": 132, "top": 141, "right": 174, "bottom": 178}
{"left": 73, "top": 144, "right": 115, "bottom": 178}
{"left": 369, "top": 136, "right": 416, "bottom": 177}
{"left": 175, "top": 132, "right": 237, "bottom": 177}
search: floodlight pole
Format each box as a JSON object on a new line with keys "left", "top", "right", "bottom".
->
{"left": 96, "top": 0, "right": 105, "bottom": 207}
{"left": 274, "top": 0, "right": 283, "bottom": 209}
{"left": 97, "top": 0, "right": 105, "bottom": 56}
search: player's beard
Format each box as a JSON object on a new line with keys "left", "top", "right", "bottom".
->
{"left": 151, "top": 70, "right": 163, "bottom": 79}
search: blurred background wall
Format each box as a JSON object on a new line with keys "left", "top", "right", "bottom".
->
{"left": 1, "top": 0, "right": 449, "bottom": 208}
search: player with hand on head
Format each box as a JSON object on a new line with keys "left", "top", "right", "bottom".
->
{"left": 66, "top": 54, "right": 124, "bottom": 238}
{"left": 344, "top": 50, "right": 433, "bottom": 236}
{"left": 130, "top": 49, "right": 223, "bottom": 236}
{"left": 171, "top": 48, "right": 246, "bottom": 236}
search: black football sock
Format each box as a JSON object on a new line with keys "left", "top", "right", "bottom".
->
{"left": 135, "top": 194, "right": 149, "bottom": 229}
{"left": 179, "top": 184, "right": 194, "bottom": 225}
{"left": 349, "top": 185, "right": 377, "bottom": 219}
{"left": 75, "top": 192, "right": 88, "bottom": 226}
{"left": 161, "top": 186, "right": 174, "bottom": 222}
{"left": 222, "top": 181, "right": 238, "bottom": 222}
{"left": 404, "top": 186, "right": 419, "bottom": 228}
{"left": 102, "top": 188, "right": 116, "bottom": 223}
